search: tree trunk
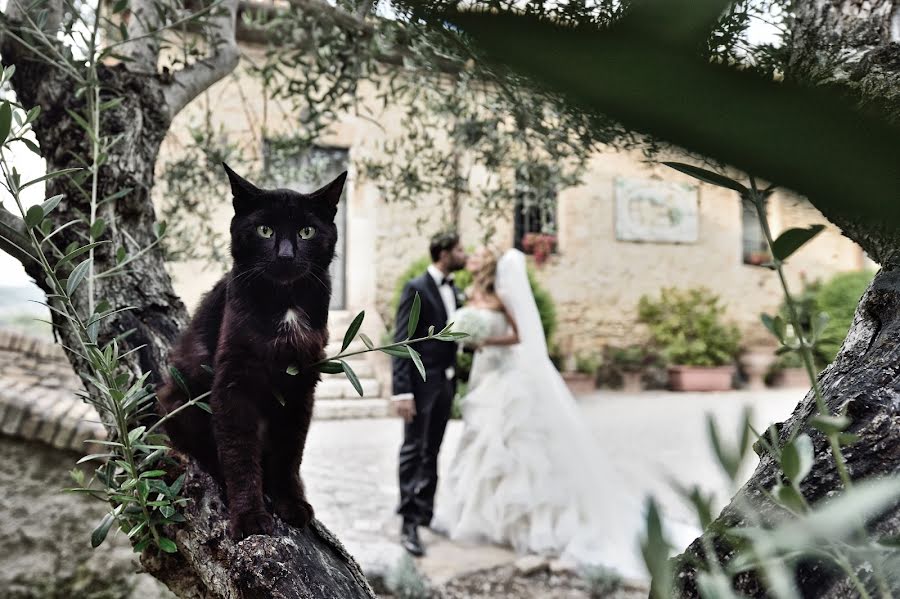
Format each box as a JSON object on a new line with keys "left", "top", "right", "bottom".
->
{"left": 1, "top": 11, "right": 376, "bottom": 599}
{"left": 672, "top": 2, "right": 900, "bottom": 596}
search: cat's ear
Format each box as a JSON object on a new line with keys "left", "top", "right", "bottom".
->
{"left": 222, "top": 162, "right": 260, "bottom": 214}
{"left": 308, "top": 171, "right": 347, "bottom": 220}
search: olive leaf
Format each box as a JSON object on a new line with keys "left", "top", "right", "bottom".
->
{"left": 342, "top": 310, "right": 364, "bottom": 351}
{"left": 408, "top": 292, "right": 422, "bottom": 339}
{"left": 771, "top": 225, "right": 826, "bottom": 261}
{"left": 663, "top": 161, "right": 748, "bottom": 194}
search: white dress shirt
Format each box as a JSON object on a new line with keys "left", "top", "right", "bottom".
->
{"left": 427, "top": 264, "right": 458, "bottom": 325}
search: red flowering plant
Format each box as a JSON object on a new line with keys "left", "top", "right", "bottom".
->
{"left": 522, "top": 232, "right": 557, "bottom": 265}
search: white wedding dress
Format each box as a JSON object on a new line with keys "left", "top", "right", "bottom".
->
{"left": 435, "top": 250, "right": 697, "bottom": 580}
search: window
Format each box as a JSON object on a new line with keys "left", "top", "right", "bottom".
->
{"left": 742, "top": 197, "right": 771, "bottom": 266}
{"left": 513, "top": 167, "right": 557, "bottom": 251}
{"left": 263, "top": 141, "right": 349, "bottom": 308}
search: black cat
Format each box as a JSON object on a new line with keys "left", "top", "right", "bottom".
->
{"left": 157, "top": 163, "right": 345, "bottom": 540}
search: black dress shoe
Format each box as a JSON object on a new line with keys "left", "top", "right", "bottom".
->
{"left": 400, "top": 521, "right": 425, "bottom": 557}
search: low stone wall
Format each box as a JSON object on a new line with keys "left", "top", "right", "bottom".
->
{"left": 0, "top": 435, "right": 173, "bottom": 598}
{"left": 0, "top": 330, "right": 172, "bottom": 598}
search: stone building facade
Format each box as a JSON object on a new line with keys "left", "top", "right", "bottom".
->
{"left": 159, "top": 46, "right": 868, "bottom": 366}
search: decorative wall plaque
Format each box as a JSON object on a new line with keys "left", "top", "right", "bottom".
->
{"left": 614, "top": 177, "right": 699, "bottom": 243}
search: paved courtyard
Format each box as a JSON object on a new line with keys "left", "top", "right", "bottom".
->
{"left": 302, "top": 389, "right": 805, "bottom": 584}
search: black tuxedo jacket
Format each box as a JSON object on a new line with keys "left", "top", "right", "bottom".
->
{"left": 392, "top": 271, "right": 463, "bottom": 397}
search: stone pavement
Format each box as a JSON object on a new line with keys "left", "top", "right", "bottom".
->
{"left": 302, "top": 388, "right": 804, "bottom": 585}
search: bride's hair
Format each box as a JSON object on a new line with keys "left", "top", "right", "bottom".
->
{"left": 471, "top": 246, "right": 501, "bottom": 296}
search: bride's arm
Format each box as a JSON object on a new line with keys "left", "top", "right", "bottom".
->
{"left": 478, "top": 301, "right": 520, "bottom": 348}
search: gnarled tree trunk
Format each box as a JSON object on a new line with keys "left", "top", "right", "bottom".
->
{"left": 673, "top": 1, "right": 900, "bottom": 596}
{"left": 0, "top": 2, "right": 376, "bottom": 597}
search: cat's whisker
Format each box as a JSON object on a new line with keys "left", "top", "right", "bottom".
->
{"left": 306, "top": 268, "right": 330, "bottom": 291}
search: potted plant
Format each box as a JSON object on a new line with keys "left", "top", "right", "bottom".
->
{"left": 739, "top": 330, "right": 779, "bottom": 390}
{"left": 745, "top": 250, "right": 772, "bottom": 266}
{"left": 562, "top": 352, "right": 599, "bottom": 396}
{"left": 769, "top": 351, "right": 814, "bottom": 388}
{"left": 521, "top": 232, "right": 557, "bottom": 266}
{"left": 603, "top": 344, "right": 660, "bottom": 392}
{"left": 638, "top": 288, "right": 741, "bottom": 392}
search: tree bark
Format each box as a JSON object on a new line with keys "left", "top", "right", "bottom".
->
{"left": 672, "top": 2, "right": 900, "bottom": 596}
{"left": 0, "top": 4, "right": 375, "bottom": 598}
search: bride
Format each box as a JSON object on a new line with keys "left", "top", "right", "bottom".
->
{"left": 435, "top": 247, "right": 694, "bottom": 579}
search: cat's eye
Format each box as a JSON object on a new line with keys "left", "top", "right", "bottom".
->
{"left": 257, "top": 225, "right": 274, "bottom": 239}
{"left": 299, "top": 226, "right": 316, "bottom": 240}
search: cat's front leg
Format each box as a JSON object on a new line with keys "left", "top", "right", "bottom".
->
{"left": 212, "top": 373, "right": 275, "bottom": 540}
{"left": 265, "top": 389, "right": 315, "bottom": 529}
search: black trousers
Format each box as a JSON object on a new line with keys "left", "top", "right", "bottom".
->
{"left": 397, "top": 372, "right": 454, "bottom": 527}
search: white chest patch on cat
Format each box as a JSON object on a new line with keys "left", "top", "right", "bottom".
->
{"left": 279, "top": 308, "right": 311, "bottom": 345}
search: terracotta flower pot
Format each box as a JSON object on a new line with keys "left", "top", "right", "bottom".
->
{"left": 772, "top": 367, "right": 810, "bottom": 389}
{"left": 621, "top": 371, "right": 643, "bottom": 393}
{"left": 668, "top": 365, "right": 735, "bottom": 392}
{"left": 562, "top": 372, "right": 595, "bottom": 396}
{"left": 740, "top": 349, "right": 777, "bottom": 390}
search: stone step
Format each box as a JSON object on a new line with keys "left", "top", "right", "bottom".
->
{"left": 322, "top": 310, "right": 385, "bottom": 403}
{"left": 316, "top": 377, "right": 380, "bottom": 400}
{"left": 313, "top": 398, "right": 391, "bottom": 420}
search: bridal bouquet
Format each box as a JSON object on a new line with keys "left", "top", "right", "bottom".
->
{"left": 450, "top": 307, "right": 490, "bottom": 347}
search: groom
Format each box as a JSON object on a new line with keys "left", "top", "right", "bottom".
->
{"left": 392, "top": 230, "right": 467, "bottom": 557}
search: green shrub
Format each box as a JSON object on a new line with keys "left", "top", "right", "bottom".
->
{"left": 575, "top": 352, "right": 600, "bottom": 375}
{"left": 637, "top": 287, "right": 741, "bottom": 367}
{"left": 815, "top": 270, "right": 874, "bottom": 360}
{"left": 579, "top": 564, "right": 623, "bottom": 598}
{"left": 603, "top": 344, "right": 661, "bottom": 373}
{"left": 451, "top": 380, "right": 467, "bottom": 420}
{"left": 774, "top": 270, "right": 874, "bottom": 369}
{"left": 391, "top": 255, "right": 557, "bottom": 345}
{"left": 385, "top": 554, "right": 430, "bottom": 599}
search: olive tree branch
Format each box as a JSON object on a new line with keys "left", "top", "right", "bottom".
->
{"left": 162, "top": 0, "right": 241, "bottom": 118}
{"left": 0, "top": 205, "right": 39, "bottom": 265}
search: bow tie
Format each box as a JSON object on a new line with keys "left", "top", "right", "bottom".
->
{"left": 440, "top": 276, "right": 454, "bottom": 286}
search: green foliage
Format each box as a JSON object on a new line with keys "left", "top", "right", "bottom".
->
{"left": 391, "top": 255, "right": 557, "bottom": 345}
{"left": 633, "top": 174, "right": 897, "bottom": 597}
{"left": 637, "top": 288, "right": 740, "bottom": 367}
{"left": 815, "top": 271, "right": 874, "bottom": 360}
{"left": 154, "top": 0, "right": 792, "bottom": 242}
{"left": 385, "top": 554, "right": 431, "bottom": 599}
{"left": 575, "top": 352, "right": 600, "bottom": 375}
{"left": 774, "top": 271, "right": 874, "bottom": 369}
{"left": 451, "top": 379, "right": 467, "bottom": 421}
{"left": 579, "top": 564, "right": 623, "bottom": 598}
{"left": 603, "top": 344, "right": 661, "bottom": 373}
{"left": 158, "top": 118, "right": 243, "bottom": 266}
{"left": 0, "top": 80, "right": 188, "bottom": 555}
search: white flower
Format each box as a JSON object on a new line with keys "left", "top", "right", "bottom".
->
{"left": 450, "top": 307, "right": 491, "bottom": 346}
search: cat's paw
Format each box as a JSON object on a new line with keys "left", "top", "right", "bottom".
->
{"left": 273, "top": 497, "right": 314, "bottom": 529}
{"left": 228, "top": 509, "right": 275, "bottom": 541}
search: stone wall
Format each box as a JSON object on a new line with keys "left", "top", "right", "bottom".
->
{"left": 530, "top": 153, "right": 865, "bottom": 356}
{"left": 0, "top": 331, "right": 172, "bottom": 599}
{"left": 0, "top": 437, "right": 173, "bottom": 599}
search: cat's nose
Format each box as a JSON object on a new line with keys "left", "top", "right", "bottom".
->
{"left": 276, "top": 239, "right": 295, "bottom": 260}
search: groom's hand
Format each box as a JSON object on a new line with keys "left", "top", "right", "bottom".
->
{"left": 395, "top": 398, "right": 416, "bottom": 422}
